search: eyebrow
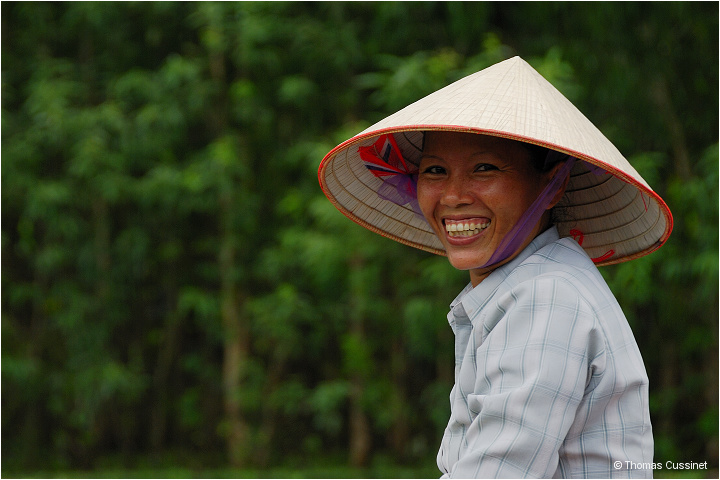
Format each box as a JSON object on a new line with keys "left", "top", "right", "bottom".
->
{"left": 419, "top": 151, "right": 493, "bottom": 161}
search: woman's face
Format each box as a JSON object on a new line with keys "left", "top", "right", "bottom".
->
{"left": 417, "top": 131, "right": 557, "bottom": 285}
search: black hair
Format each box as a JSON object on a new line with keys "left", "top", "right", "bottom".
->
{"left": 520, "top": 143, "right": 554, "bottom": 173}
{"left": 518, "top": 142, "right": 573, "bottom": 225}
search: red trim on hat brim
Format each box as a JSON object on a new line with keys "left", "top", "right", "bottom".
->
{"left": 318, "top": 125, "right": 674, "bottom": 265}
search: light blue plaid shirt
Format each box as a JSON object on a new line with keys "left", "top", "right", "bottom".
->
{"left": 437, "top": 227, "right": 653, "bottom": 478}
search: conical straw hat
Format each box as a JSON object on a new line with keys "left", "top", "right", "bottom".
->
{"left": 318, "top": 56, "right": 673, "bottom": 265}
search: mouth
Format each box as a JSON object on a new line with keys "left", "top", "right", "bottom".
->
{"left": 444, "top": 218, "right": 490, "bottom": 238}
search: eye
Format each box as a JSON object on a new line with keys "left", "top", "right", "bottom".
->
{"left": 475, "top": 163, "right": 499, "bottom": 172}
{"left": 421, "top": 165, "right": 446, "bottom": 175}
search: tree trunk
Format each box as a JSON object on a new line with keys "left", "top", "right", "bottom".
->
{"left": 389, "top": 339, "right": 409, "bottom": 459}
{"left": 349, "top": 380, "right": 372, "bottom": 468}
{"left": 203, "top": 7, "right": 252, "bottom": 467}
{"left": 219, "top": 224, "right": 250, "bottom": 468}
{"left": 348, "top": 256, "right": 372, "bottom": 468}
{"left": 150, "top": 307, "right": 181, "bottom": 451}
{"left": 649, "top": 77, "right": 692, "bottom": 180}
{"left": 704, "top": 299, "right": 719, "bottom": 466}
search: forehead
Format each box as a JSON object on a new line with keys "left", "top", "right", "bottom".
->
{"left": 422, "top": 131, "right": 526, "bottom": 157}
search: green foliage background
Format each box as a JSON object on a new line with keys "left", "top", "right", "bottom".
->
{"left": 2, "top": 2, "right": 717, "bottom": 478}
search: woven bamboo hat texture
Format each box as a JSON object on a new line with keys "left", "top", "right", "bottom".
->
{"left": 318, "top": 56, "right": 673, "bottom": 266}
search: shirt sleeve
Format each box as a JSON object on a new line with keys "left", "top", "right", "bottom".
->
{"left": 447, "top": 275, "right": 606, "bottom": 478}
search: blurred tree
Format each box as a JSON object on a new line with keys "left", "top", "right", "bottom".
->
{"left": 2, "top": 1, "right": 717, "bottom": 476}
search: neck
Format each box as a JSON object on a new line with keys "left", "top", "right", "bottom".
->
{"left": 469, "top": 216, "right": 553, "bottom": 287}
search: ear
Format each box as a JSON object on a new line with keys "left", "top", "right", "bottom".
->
{"left": 545, "top": 162, "right": 571, "bottom": 210}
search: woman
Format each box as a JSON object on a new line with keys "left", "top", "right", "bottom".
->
{"left": 318, "top": 57, "right": 672, "bottom": 478}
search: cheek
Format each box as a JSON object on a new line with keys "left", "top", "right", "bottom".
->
{"left": 494, "top": 178, "right": 545, "bottom": 219}
{"left": 416, "top": 182, "right": 437, "bottom": 221}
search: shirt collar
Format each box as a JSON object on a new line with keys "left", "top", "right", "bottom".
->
{"left": 452, "top": 226, "right": 560, "bottom": 320}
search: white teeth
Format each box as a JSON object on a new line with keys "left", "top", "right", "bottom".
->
{"left": 445, "top": 220, "right": 490, "bottom": 237}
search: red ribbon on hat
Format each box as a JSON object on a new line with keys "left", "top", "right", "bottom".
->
{"left": 359, "top": 134, "right": 424, "bottom": 218}
{"left": 360, "top": 134, "right": 416, "bottom": 176}
{"left": 570, "top": 229, "right": 615, "bottom": 263}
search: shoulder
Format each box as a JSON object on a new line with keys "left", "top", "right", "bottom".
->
{"left": 477, "top": 238, "right": 619, "bottom": 344}
{"left": 495, "top": 236, "right": 632, "bottom": 353}
{"left": 506, "top": 236, "right": 617, "bottom": 309}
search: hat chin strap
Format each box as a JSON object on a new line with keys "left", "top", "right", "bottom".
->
{"left": 478, "top": 156, "right": 576, "bottom": 269}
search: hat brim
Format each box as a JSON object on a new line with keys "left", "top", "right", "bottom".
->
{"left": 318, "top": 57, "right": 673, "bottom": 265}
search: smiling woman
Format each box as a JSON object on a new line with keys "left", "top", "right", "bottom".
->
{"left": 318, "top": 56, "right": 673, "bottom": 478}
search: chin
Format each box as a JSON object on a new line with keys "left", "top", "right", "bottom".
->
{"left": 447, "top": 253, "right": 489, "bottom": 272}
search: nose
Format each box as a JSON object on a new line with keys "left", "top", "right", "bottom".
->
{"left": 440, "top": 174, "right": 473, "bottom": 208}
